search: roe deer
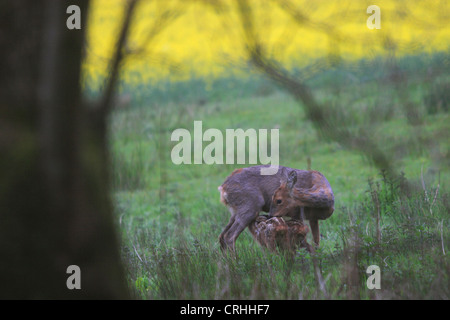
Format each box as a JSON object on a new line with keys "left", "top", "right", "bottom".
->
{"left": 248, "top": 215, "right": 312, "bottom": 253}
{"left": 218, "top": 165, "right": 334, "bottom": 252}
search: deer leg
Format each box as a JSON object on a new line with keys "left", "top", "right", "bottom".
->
{"left": 219, "top": 215, "right": 236, "bottom": 251}
{"left": 220, "top": 210, "right": 258, "bottom": 252}
{"left": 300, "top": 206, "right": 305, "bottom": 222}
{"left": 309, "top": 218, "right": 320, "bottom": 246}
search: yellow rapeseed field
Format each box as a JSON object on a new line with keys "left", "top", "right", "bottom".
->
{"left": 84, "top": 0, "right": 450, "bottom": 84}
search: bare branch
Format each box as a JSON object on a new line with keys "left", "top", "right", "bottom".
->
{"left": 98, "top": 0, "right": 139, "bottom": 117}
{"left": 440, "top": 220, "right": 446, "bottom": 256}
{"left": 129, "top": 5, "right": 187, "bottom": 58}
{"left": 236, "top": 0, "right": 396, "bottom": 178}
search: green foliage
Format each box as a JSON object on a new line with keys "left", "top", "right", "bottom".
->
{"left": 107, "top": 53, "right": 449, "bottom": 299}
{"left": 119, "top": 177, "right": 449, "bottom": 299}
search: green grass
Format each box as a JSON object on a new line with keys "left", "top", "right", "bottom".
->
{"left": 107, "top": 54, "right": 449, "bottom": 299}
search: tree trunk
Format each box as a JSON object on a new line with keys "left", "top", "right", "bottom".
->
{"left": 0, "top": 0, "right": 128, "bottom": 299}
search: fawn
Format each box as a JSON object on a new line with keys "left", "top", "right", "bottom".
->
{"left": 248, "top": 215, "right": 312, "bottom": 253}
{"left": 218, "top": 165, "right": 334, "bottom": 252}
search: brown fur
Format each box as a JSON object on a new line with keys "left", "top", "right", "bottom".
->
{"left": 218, "top": 165, "right": 334, "bottom": 252}
{"left": 248, "top": 216, "right": 312, "bottom": 253}
{"left": 230, "top": 168, "right": 243, "bottom": 176}
{"left": 269, "top": 170, "right": 334, "bottom": 246}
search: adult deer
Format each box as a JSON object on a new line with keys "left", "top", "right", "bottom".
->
{"left": 218, "top": 165, "right": 334, "bottom": 252}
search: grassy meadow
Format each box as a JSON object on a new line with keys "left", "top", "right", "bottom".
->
{"left": 83, "top": 0, "right": 450, "bottom": 300}
{"left": 103, "top": 55, "right": 450, "bottom": 299}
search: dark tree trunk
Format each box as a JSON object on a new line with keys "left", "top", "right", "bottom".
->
{"left": 0, "top": 0, "right": 128, "bottom": 299}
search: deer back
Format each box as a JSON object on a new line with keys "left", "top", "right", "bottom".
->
{"left": 269, "top": 169, "right": 334, "bottom": 220}
{"left": 219, "top": 165, "right": 325, "bottom": 214}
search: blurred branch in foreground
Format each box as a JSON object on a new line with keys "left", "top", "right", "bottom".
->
{"left": 236, "top": 0, "right": 396, "bottom": 179}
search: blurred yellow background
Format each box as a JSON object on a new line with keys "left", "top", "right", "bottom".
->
{"left": 83, "top": 0, "right": 450, "bottom": 84}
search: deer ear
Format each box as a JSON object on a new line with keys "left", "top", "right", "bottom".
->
{"left": 287, "top": 171, "right": 297, "bottom": 191}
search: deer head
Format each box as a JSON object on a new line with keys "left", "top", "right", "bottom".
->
{"left": 269, "top": 170, "right": 302, "bottom": 218}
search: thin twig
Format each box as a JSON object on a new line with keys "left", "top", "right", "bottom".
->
{"left": 98, "top": 0, "right": 139, "bottom": 117}
{"left": 421, "top": 166, "right": 440, "bottom": 215}
{"left": 311, "top": 253, "right": 330, "bottom": 298}
{"left": 421, "top": 165, "right": 430, "bottom": 204}
{"left": 133, "top": 244, "right": 144, "bottom": 263}
{"left": 430, "top": 172, "right": 440, "bottom": 210}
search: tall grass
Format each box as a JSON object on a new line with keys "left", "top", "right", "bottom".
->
{"left": 119, "top": 172, "right": 449, "bottom": 299}
{"left": 108, "top": 53, "right": 449, "bottom": 299}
